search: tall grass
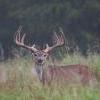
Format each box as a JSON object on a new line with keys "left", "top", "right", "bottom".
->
{"left": 0, "top": 54, "right": 100, "bottom": 100}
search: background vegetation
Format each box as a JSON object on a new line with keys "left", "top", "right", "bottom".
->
{"left": 0, "top": 0, "right": 100, "bottom": 59}
{"left": 0, "top": 1, "right": 100, "bottom": 100}
{"left": 0, "top": 54, "right": 100, "bottom": 100}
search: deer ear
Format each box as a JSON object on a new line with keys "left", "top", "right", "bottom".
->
{"left": 31, "top": 52, "right": 34, "bottom": 56}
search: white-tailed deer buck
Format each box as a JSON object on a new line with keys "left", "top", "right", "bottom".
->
{"left": 14, "top": 26, "right": 97, "bottom": 86}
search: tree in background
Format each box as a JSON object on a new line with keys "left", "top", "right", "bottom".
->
{"left": 0, "top": 0, "right": 100, "bottom": 58}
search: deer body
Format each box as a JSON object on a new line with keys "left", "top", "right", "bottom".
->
{"left": 15, "top": 26, "right": 97, "bottom": 86}
{"left": 42, "top": 65, "right": 96, "bottom": 86}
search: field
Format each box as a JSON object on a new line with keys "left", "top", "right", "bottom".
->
{"left": 0, "top": 53, "right": 100, "bottom": 100}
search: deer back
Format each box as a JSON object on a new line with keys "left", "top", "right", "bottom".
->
{"left": 43, "top": 64, "right": 97, "bottom": 86}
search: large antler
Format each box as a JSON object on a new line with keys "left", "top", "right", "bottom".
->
{"left": 14, "top": 26, "right": 38, "bottom": 52}
{"left": 43, "top": 28, "right": 65, "bottom": 53}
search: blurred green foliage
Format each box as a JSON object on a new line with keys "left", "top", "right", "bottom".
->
{"left": 0, "top": 0, "right": 100, "bottom": 58}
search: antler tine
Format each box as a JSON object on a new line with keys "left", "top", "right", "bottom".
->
{"left": 59, "top": 27, "right": 65, "bottom": 44}
{"left": 54, "top": 29, "right": 64, "bottom": 46}
{"left": 15, "top": 32, "right": 19, "bottom": 44}
{"left": 43, "top": 28, "right": 65, "bottom": 53}
{"left": 21, "top": 33, "right": 26, "bottom": 44}
{"left": 17, "top": 26, "right": 22, "bottom": 34}
{"left": 14, "top": 26, "right": 22, "bottom": 43}
{"left": 14, "top": 26, "right": 38, "bottom": 52}
{"left": 54, "top": 31, "right": 59, "bottom": 41}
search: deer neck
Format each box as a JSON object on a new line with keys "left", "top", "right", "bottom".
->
{"left": 35, "top": 63, "right": 45, "bottom": 82}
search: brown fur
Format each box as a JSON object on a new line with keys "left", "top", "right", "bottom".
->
{"left": 42, "top": 64, "right": 97, "bottom": 86}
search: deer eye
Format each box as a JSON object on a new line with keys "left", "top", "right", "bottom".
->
{"left": 44, "top": 54, "right": 47, "bottom": 57}
{"left": 34, "top": 54, "right": 37, "bottom": 56}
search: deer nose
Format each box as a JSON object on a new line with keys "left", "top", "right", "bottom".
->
{"left": 38, "top": 59, "right": 43, "bottom": 63}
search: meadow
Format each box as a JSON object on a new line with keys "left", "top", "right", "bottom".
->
{"left": 0, "top": 53, "right": 100, "bottom": 100}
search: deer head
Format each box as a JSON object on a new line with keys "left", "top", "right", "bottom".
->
{"left": 14, "top": 26, "right": 65, "bottom": 82}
